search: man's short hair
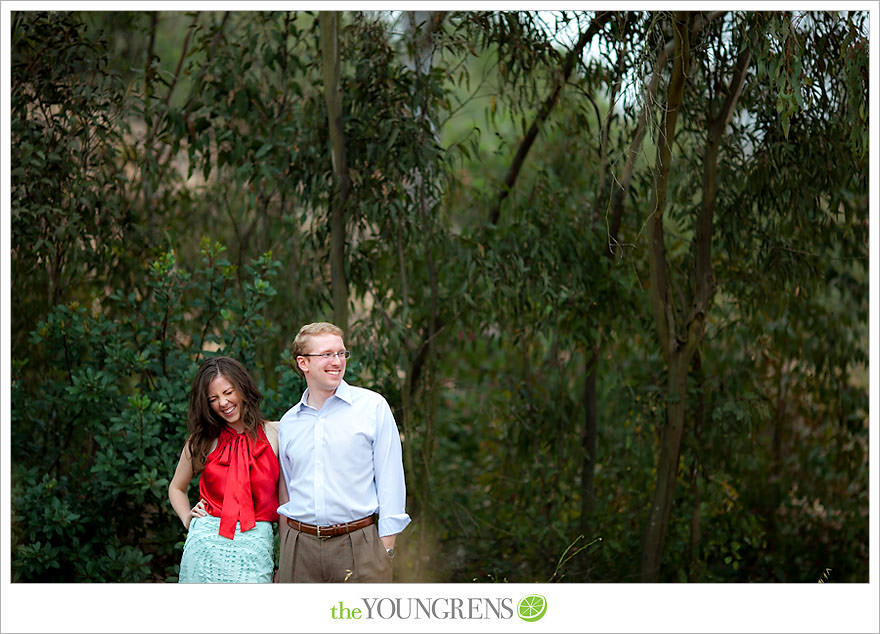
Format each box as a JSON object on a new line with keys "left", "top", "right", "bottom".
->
{"left": 292, "top": 322, "right": 345, "bottom": 360}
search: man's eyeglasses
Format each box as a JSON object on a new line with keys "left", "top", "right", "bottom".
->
{"left": 299, "top": 350, "right": 350, "bottom": 360}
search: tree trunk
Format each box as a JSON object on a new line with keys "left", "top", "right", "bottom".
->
{"left": 609, "top": 11, "right": 724, "bottom": 254}
{"left": 143, "top": 13, "right": 158, "bottom": 244}
{"left": 640, "top": 11, "right": 692, "bottom": 582}
{"left": 640, "top": 15, "right": 750, "bottom": 581}
{"left": 641, "top": 357, "right": 689, "bottom": 580}
{"left": 320, "top": 11, "right": 351, "bottom": 331}
{"left": 580, "top": 346, "right": 599, "bottom": 533}
{"left": 399, "top": 10, "right": 445, "bottom": 581}
{"left": 686, "top": 350, "right": 705, "bottom": 582}
{"left": 577, "top": 16, "right": 624, "bottom": 546}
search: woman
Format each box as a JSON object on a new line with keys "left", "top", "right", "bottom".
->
{"left": 168, "top": 356, "right": 280, "bottom": 583}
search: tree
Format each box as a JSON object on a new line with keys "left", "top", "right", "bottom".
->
{"left": 9, "top": 10, "right": 868, "bottom": 587}
{"left": 320, "top": 11, "right": 352, "bottom": 331}
{"left": 10, "top": 12, "right": 134, "bottom": 351}
{"left": 636, "top": 10, "right": 868, "bottom": 580}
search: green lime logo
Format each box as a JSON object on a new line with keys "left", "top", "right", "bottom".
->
{"left": 517, "top": 594, "right": 547, "bottom": 622}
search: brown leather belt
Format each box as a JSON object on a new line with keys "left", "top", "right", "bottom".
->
{"left": 286, "top": 515, "right": 374, "bottom": 538}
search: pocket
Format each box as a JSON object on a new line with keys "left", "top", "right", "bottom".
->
{"left": 348, "top": 525, "right": 392, "bottom": 582}
{"left": 277, "top": 525, "right": 299, "bottom": 583}
{"left": 369, "top": 526, "right": 394, "bottom": 579}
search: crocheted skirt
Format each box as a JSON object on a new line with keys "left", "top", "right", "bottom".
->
{"left": 178, "top": 515, "right": 274, "bottom": 583}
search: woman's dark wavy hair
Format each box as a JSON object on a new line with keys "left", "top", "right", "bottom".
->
{"left": 185, "top": 356, "right": 266, "bottom": 472}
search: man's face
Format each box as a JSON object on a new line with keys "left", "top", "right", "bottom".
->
{"left": 297, "top": 333, "right": 347, "bottom": 394}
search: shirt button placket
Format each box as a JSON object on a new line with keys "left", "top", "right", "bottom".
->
{"left": 314, "top": 412, "right": 324, "bottom": 524}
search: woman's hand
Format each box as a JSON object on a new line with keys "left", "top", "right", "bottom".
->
{"left": 190, "top": 499, "right": 208, "bottom": 519}
{"left": 184, "top": 499, "right": 209, "bottom": 529}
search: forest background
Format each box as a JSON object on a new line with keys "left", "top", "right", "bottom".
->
{"left": 4, "top": 6, "right": 874, "bottom": 603}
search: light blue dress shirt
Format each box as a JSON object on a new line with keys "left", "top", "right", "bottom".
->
{"left": 277, "top": 380, "right": 411, "bottom": 537}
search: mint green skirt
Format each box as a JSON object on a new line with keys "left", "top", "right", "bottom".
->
{"left": 178, "top": 515, "right": 274, "bottom": 583}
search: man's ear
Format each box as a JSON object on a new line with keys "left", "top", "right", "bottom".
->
{"left": 296, "top": 356, "right": 308, "bottom": 374}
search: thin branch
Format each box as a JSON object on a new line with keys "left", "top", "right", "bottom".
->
{"left": 164, "top": 12, "right": 200, "bottom": 110}
{"left": 647, "top": 12, "right": 691, "bottom": 361}
{"left": 488, "top": 11, "right": 613, "bottom": 225}
{"left": 685, "top": 44, "right": 751, "bottom": 360}
{"left": 609, "top": 11, "right": 725, "bottom": 256}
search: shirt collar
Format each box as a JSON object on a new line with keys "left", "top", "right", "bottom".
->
{"left": 295, "top": 379, "right": 352, "bottom": 412}
{"left": 334, "top": 379, "right": 353, "bottom": 404}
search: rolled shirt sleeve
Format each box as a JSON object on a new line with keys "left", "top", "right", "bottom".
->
{"left": 372, "top": 395, "right": 411, "bottom": 537}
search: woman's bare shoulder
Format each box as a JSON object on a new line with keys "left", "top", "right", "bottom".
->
{"left": 263, "top": 421, "right": 280, "bottom": 455}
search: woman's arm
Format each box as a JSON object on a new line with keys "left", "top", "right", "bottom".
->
{"left": 275, "top": 422, "right": 288, "bottom": 541}
{"left": 168, "top": 442, "right": 202, "bottom": 530}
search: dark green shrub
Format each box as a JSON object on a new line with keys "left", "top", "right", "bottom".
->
{"left": 11, "top": 243, "right": 286, "bottom": 582}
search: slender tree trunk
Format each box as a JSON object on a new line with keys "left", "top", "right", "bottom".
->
{"left": 580, "top": 347, "right": 599, "bottom": 532}
{"left": 578, "top": 15, "right": 630, "bottom": 543}
{"left": 143, "top": 13, "right": 158, "bottom": 244}
{"left": 686, "top": 350, "right": 705, "bottom": 581}
{"left": 640, "top": 12, "right": 692, "bottom": 582}
{"left": 640, "top": 16, "right": 750, "bottom": 581}
{"left": 608, "top": 11, "right": 724, "bottom": 255}
{"left": 641, "top": 358, "right": 689, "bottom": 580}
{"left": 320, "top": 12, "right": 351, "bottom": 331}
{"left": 399, "top": 10, "right": 445, "bottom": 580}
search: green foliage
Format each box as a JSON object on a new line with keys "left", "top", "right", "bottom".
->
{"left": 10, "top": 11, "right": 135, "bottom": 352}
{"left": 11, "top": 247, "right": 283, "bottom": 581}
{"left": 9, "top": 9, "right": 869, "bottom": 587}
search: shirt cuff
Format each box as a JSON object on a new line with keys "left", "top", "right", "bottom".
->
{"left": 378, "top": 513, "right": 411, "bottom": 537}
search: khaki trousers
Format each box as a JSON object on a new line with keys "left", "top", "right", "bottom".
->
{"left": 277, "top": 520, "right": 393, "bottom": 583}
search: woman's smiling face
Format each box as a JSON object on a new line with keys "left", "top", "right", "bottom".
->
{"left": 207, "top": 374, "right": 242, "bottom": 425}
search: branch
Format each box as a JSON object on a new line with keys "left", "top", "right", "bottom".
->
{"left": 609, "top": 11, "right": 725, "bottom": 256}
{"left": 595, "top": 15, "right": 630, "bottom": 238}
{"left": 488, "top": 11, "right": 613, "bottom": 225}
{"left": 155, "top": 12, "right": 201, "bottom": 168}
{"left": 647, "top": 12, "right": 691, "bottom": 362}
{"left": 685, "top": 44, "right": 751, "bottom": 360}
{"left": 164, "top": 13, "right": 200, "bottom": 110}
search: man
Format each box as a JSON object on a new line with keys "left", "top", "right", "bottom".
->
{"left": 276, "top": 322, "right": 411, "bottom": 582}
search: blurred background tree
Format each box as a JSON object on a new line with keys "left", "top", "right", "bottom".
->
{"left": 9, "top": 9, "right": 869, "bottom": 583}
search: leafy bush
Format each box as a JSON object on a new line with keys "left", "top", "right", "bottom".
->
{"left": 11, "top": 242, "right": 290, "bottom": 581}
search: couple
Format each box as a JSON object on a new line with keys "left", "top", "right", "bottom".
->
{"left": 167, "top": 321, "right": 410, "bottom": 583}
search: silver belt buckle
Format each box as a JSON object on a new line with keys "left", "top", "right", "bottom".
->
{"left": 316, "top": 524, "right": 331, "bottom": 540}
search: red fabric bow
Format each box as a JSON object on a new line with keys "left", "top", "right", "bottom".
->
{"left": 215, "top": 428, "right": 258, "bottom": 539}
